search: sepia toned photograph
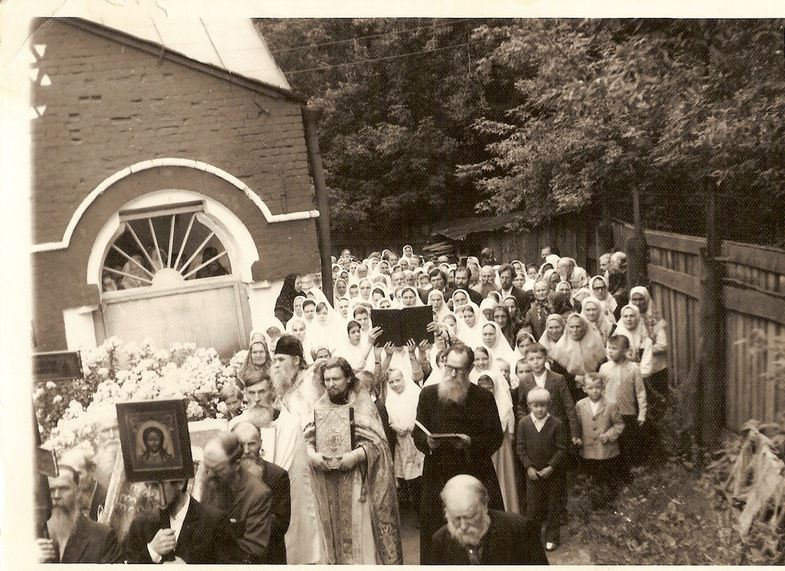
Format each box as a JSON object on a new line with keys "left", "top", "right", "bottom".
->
{"left": 116, "top": 399, "right": 193, "bottom": 482}
{"left": 4, "top": 0, "right": 784, "bottom": 567}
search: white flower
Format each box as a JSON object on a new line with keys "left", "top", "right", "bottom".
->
{"left": 45, "top": 381, "right": 56, "bottom": 389}
{"left": 52, "top": 395, "right": 63, "bottom": 404}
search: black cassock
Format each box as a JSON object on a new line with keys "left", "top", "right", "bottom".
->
{"left": 413, "top": 383, "right": 504, "bottom": 565}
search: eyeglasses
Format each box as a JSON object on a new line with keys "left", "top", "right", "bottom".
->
{"left": 444, "top": 364, "right": 466, "bottom": 376}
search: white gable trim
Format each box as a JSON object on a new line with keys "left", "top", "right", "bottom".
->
{"left": 31, "top": 158, "right": 319, "bottom": 253}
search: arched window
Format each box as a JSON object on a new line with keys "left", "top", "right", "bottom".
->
{"left": 101, "top": 201, "right": 232, "bottom": 293}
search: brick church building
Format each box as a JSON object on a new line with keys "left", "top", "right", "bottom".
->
{"left": 30, "top": 13, "right": 322, "bottom": 356}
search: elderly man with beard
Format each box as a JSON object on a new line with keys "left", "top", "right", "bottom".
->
{"left": 92, "top": 412, "right": 121, "bottom": 488}
{"left": 228, "top": 370, "right": 277, "bottom": 430}
{"left": 432, "top": 475, "right": 548, "bottom": 565}
{"left": 124, "top": 479, "right": 228, "bottom": 564}
{"left": 232, "top": 422, "right": 291, "bottom": 564}
{"left": 199, "top": 431, "right": 272, "bottom": 564}
{"left": 266, "top": 334, "right": 328, "bottom": 564}
{"left": 472, "top": 265, "right": 498, "bottom": 299}
{"left": 36, "top": 465, "right": 122, "bottom": 563}
{"left": 304, "top": 357, "right": 403, "bottom": 564}
{"left": 413, "top": 343, "right": 504, "bottom": 565}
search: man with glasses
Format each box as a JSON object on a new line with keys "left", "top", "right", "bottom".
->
{"left": 413, "top": 343, "right": 504, "bottom": 564}
{"left": 431, "top": 475, "right": 547, "bottom": 564}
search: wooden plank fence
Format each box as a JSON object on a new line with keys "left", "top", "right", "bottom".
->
{"left": 612, "top": 220, "right": 785, "bottom": 431}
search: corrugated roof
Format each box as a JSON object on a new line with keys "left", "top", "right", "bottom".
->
{"left": 431, "top": 214, "right": 524, "bottom": 240}
{"left": 58, "top": 1, "right": 290, "bottom": 91}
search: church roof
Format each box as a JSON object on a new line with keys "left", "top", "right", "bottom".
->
{"left": 57, "top": 2, "right": 291, "bottom": 92}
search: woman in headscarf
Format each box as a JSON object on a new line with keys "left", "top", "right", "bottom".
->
{"left": 333, "top": 278, "right": 348, "bottom": 305}
{"left": 538, "top": 314, "right": 566, "bottom": 354}
{"left": 237, "top": 332, "right": 271, "bottom": 386}
{"left": 581, "top": 296, "right": 614, "bottom": 344}
{"left": 479, "top": 297, "right": 498, "bottom": 322}
{"left": 471, "top": 348, "right": 520, "bottom": 514}
{"left": 399, "top": 285, "right": 423, "bottom": 308}
{"left": 486, "top": 291, "right": 503, "bottom": 305}
{"left": 357, "top": 278, "right": 373, "bottom": 304}
{"left": 480, "top": 321, "right": 520, "bottom": 371}
{"left": 385, "top": 367, "right": 425, "bottom": 508}
{"left": 549, "top": 313, "right": 606, "bottom": 402}
{"left": 613, "top": 305, "right": 648, "bottom": 363}
{"left": 629, "top": 287, "right": 669, "bottom": 426}
{"left": 286, "top": 316, "right": 314, "bottom": 366}
{"left": 457, "top": 302, "right": 484, "bottom": 348}
{"left": 308, "top": 300, "right": 343, "bottom": 354}
{"left": 371, "top": 285, "right": 390, "bottom": 308}
{"left": 292, "top": 295, "right": 306, "bottom": 320}
{"left": 336, "top": 297, "right": 351, "bottom": 322}
{"left": 589, "top": 275, "right": 617, "bottom": 324}
{"left": 427, "top": 289, "right": 449, "bottom": 322}
{"left": 451, "top": 289, "right": 471, "bottom": 313}
{"left": 554, "top": 280, "right": 583, "bottom": 313}
{"left": 543, "top": 268, "right": 561, "bottom": 291}
{"left": 262, "top": 317, "right": 286, "bottom": 354}
{"left": 492, "top": 304, "right": 518, "bottom": 348}
{"left": 275, "top": 273, "right": 305, "bottom": 326}
{"left": 335, "top": 319, "right": 378, "bottom": 372}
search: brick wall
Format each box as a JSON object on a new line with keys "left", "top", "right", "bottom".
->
{"left": 30, "top": 20, "right": 321, "bottom": 351}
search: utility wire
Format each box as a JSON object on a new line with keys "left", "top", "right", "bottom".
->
{"left": 283, "top": 41, "right": 471, "bottom": 75}
{"left": 268, "top": 19, "right": 479, "bottom": 56}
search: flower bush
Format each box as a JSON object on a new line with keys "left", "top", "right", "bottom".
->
{"left": 37, "top": 337, "right": 247, "bottom": 451}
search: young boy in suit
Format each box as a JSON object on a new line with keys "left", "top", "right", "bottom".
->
{"left": 574, "top": 373, "right": 625, "bottom": 507}
{"left": 516, "top": 343, "right": 580, "bottom": 444}
{"left": 516, "top": 387, "right": 569, "bottom": 552}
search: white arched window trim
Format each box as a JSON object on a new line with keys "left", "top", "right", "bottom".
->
{"left": 87, "top": 189, "right": 259, "bottom": 288}
{"left": 32, "top": 158, "right": 319, "bottom": 253}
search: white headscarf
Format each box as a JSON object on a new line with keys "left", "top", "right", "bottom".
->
{"left": 427, "top": 289, "right": 449, "bottom": 322}
{"left": 580, "top": 296, "right": 614, "bottom": 344}
{"left": 456, "top": 301, "right": 483, "bottom": 348}
{"left": 384, "top": 369, "right": 421, "bottom": 432}
{"left": 549, "top": 313, "right": 606, "bottom": 376}
{"left": 470, "top": 356, "right": 515, "bottom": 434}
{"left": 538, "top": 314, "right": 566, "bottom": 353}
{"left": 590, "top": 275, "right": 617, "bottom": 323}
{"left": 398, "top": 285, "right": 424, "bottom": 308}
{"left": 613, "top": 304, "right": 649, "bottom": 362}
{"left": 480, "top": 321, "right": 519, "bottom": 370}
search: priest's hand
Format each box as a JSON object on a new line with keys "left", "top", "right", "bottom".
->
{"left": 526, "top": 467, "right": 539, "bottom": 481}
{"left": 36, "top": 538, "right": 57, "bottom": 563}
{"left": 337, "top": 448, "right": 365, "bottom": 471}
{"left": 307, "top": 448, "right": 331, "bottom": 471}
{"left": 149, "top": 528, "right": 176, "bottom": 556}
{"left": 426, "top": 436, "right": 441, "bottom": 450}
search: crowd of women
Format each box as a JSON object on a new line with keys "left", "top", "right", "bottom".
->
{"left": 238, "top": 244, "right": 669, "bottom": 551}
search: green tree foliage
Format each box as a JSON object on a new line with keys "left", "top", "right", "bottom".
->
{"left": 258, "top": 19, "right": 785, "bottom": 247}
{"left": 459, "top": 19, "right": 785, "bottom": 244}
{"left": 257, "top": 18, "right": 500, "bottom": 244}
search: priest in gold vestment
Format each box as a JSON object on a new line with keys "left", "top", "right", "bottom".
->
{"left": 305, "top": 356, "right": 402, "bottom": 565}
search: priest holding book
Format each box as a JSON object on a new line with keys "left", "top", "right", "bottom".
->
{"left": 305, "top": 357, "right": 403, "bottom": 565}
{"left": 413, "top": 343, "right": 505, "bottom": 565}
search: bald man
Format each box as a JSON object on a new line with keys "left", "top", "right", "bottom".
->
{"left": 200, "top": 432, "right": 273, "bottom": 564}
{"left": 431, "top": 475, "right": 547, "bottom": 565}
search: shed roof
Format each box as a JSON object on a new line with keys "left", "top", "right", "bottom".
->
{"left": 57, "top": 1, "right": 290, "bottom": 92}
{"left": 431, "top": 214, "right": 524, "bottom": 240}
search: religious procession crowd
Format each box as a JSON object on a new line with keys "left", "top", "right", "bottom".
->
{"left": 36, "top": 244, "right": 669, "bottom": 565}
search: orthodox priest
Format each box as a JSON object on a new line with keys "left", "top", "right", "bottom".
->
{"left": 413, "top": 343, "right": 504, "bottom": 564}
{"left": 305, "top": 356, "right": 402, "bottom": 564}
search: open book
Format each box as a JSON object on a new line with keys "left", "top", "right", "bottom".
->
{"left": 414, "top": 419, "right": 464, "bottom": 442}
{"left": 371, "top": 306, "right": 434, "bottom": 347}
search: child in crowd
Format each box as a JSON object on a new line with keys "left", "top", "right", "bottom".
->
{"left": 516, "top": 344, "right": 579, "bottom": 443}
{"left": 574, "top": 373, "right": 625, "bottom": 507}
{"left": 516, "top": 387, "right": 569, "bottom": 552}
{"left": 599, "top": 334, "right": 646, "bottom": 478}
